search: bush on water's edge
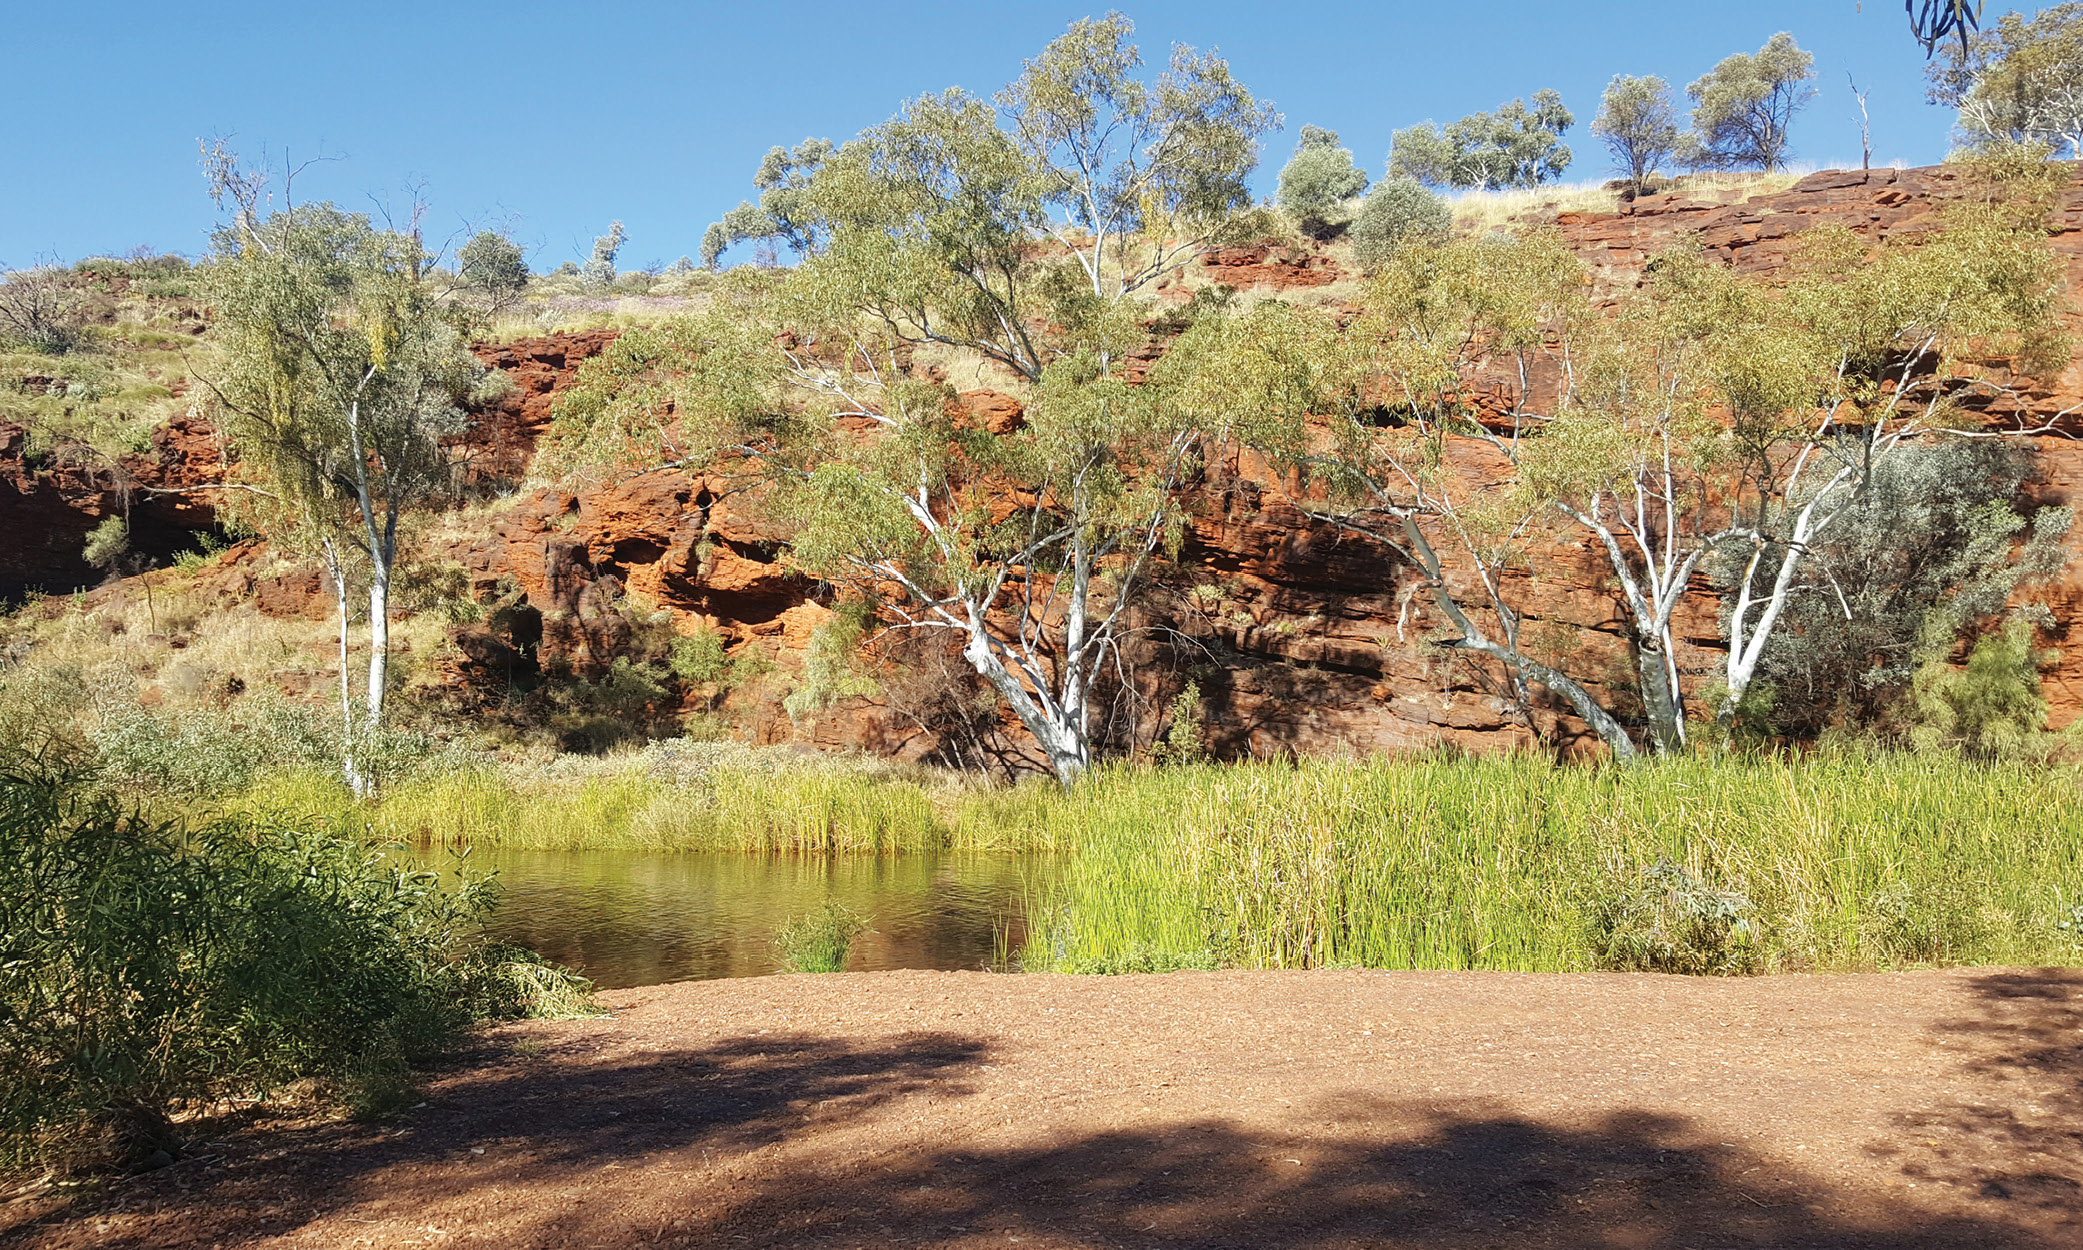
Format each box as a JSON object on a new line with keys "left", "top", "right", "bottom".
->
{"left": 1, "top": 760, "right": 596, "bottom": 1176}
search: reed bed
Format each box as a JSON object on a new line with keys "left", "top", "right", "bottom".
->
{"left": 1020, "top": 753, "right": 2083, "bottom": 974}
{"left": 230, "top": 753, "right": 1080, "bottom": 854}
{"left": 231, "top": 750, "right": 2083, "bottom": 974}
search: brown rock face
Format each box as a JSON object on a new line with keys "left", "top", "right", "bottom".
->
{"left": 459, "top": 330, "right": 619, "bottom": 487}
{"left": 1199, "top": 244, "right": 1342, "bottom": 289}
{"left": 414, "top": 169, "right": 2083, "bottom": 758}
{"left": 0, "top": 414, "right": 228, "bottom": 600}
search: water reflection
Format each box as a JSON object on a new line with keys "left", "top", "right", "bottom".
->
{"left": 433, "top": 846, "right": 1055, "bottom": 989}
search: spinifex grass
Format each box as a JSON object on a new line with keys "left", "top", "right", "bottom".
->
{"left": 1022, "top": 753, "right": 2083, "bottom": 974}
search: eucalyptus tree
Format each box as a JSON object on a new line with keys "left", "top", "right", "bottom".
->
{"left": 1207, "top": 171, "right": 2063, "bottom": 759}
{"left": 199, "top": 170, "right": 476, "bottom": 791}
{"left": 1277, "top": 125, "right": 1370, "bottom": 237}
{"left": 568, "top": 16, "right": 1277, "bottom": 784}
{"left": 1683, "top": 33, "right": 1816, "bottom": 172}
{"left": 1593, "top": 75, "right": 1681, "bottom": 193}
{"left": 1927, "top": 4, "right": 2083, "bottom": 157}
{"left": 1388, "top": 91, "right": 1574, "bottom": 190}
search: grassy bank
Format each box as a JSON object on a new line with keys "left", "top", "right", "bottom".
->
{"left": 233, "top": 742, "right": 1075, "bottom": 855}
{"left": 228, "top": 748, "right": 2083, "bottom": 975}
{"left": 1021, "top": 754, "right": 2083, "bottom": 974}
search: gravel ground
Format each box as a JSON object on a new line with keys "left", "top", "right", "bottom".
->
{"left": 6, "top": 966, "right": 2080, "bottom": 1248}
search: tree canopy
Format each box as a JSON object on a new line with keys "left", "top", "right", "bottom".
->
{"left": 1683, "top": 32, "right": 1816, "bottom": 171}
{"left": 568, "top": 15, "right": 1281, "bottom": 783}
{"left": 1593, "top": 75, "right": 1681, "bottom": 192}
{"left": 1276, "top": 125, "right": 1369, "bottom": 237}
{"left": 1928, "top": 3, "right": 2083, "bottom": 158}
{"left": 1388, "top": 91, "right": 1574, "bottom": 191}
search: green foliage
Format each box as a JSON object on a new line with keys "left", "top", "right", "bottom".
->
{"left": 0, "top": 763, "right": 582, "bottom": 1170}
{"left": 1907, "top": 617, "right": 2056, "bottom": 759}
{"left": 1593, "top": 74, "right": 1681, "bottom": 192}
{"left": 553, "top": 17, "right": 1280, "bottom": 784}
{"left": 81, "top": 515, "right": 129, "bottom": 571}
{"left": 1148, "top": 679, "right": 1208, "bottom": 764}
{"left": 1927, "top": 3, "right": 2083, "bottom": 158}
{"left": 1276, "top": 125, "right": 1369, "bottom": 238}
{"left": 344, "top": 750, "right": 956, "bottom": 854}
{"left": 170, "top": 530, "right": 230, "bottom": 573}
{"left": 783, "top": 605, "right": 880, "bottom": 721}
{"left": 669, "top": 625, "right": 734, "bottom": 688}
{"left": 1023, "top": 753, "right": 2083, "bottom": 975}
{"left": 1729, "top": 441, "right": 2072, "bottom": 738}
{"left": 701, "top": 138, "right": 834, "bottom": 267}
{"left": 1347, "top": 177, "right": 1452, "bottom": 272}
{"left": 1388, "top": 90, "right": 1574, "bottom": 190}
{"left": 1586, "top": 861, "right": 1759, "bottom": 975}
{"left": 772, "top": 901, "right": 868, "bottom": 973}
{"left": 580, "top": 221, "right": 626, "bottom": 292}
{"left": 1683, "top": 32, "right": 1816, "bottom": 171}
{"left": 456, "top": 230, "right": 530, "bottom": 314}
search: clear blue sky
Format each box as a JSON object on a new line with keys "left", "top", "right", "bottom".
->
{"left": 0, "top": 2, "right": 1987, "bottom": 269}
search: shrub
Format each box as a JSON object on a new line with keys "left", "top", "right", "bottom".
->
{"left": 0, "top": 267, "right": 88, "bottom": 353}
{"left": 1906, "top": 617, "right": 2057, "bottom": 758}
{"left": 0, "top": 762, "right": 586, "bottom": 1171}
{"left": 581, "top": 221, "right": 626, "bottom": 292}
{"left": 1586, "top": 860, "right": 1759, "bottom": 975}
{"left": 456, "top": 230, "right": 529, "bottom": 313}
{"left": 1349, "top": 178, "right": 1451, "bottom": 272}
{"left": 773, "top": 901, "right": 867, "bottom": 973}
{"left": 1276, "top": 126, "right": 1369, "bottom": 238}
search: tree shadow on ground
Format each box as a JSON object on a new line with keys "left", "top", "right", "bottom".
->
{"left": 13, "top": 1005, "right": 2080, "bottom": 1250}
{"left": 1885, "top": 968, "right": 2083, "bottom": 1214}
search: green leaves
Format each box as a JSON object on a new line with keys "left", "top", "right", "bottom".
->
{"left": 1388, "top": 90, "right": 1575, "bottom": 190}
{"left": 1683, "top": 32, "right": 1816, "bottom": 172}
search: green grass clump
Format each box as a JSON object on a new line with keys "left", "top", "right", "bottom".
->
{"left": 1021, "top": 753, "right": 2083, "bottom": 975}
{"left": 772, "top": 901, "right": 869, "bottom": 972}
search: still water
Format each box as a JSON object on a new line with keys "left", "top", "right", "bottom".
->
{"left": 441, "top": 847, "right": 1055, "bottom": 989}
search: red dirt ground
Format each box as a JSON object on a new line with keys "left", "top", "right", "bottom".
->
{"left": 5, "top": 967, "right": 2081, "bottom": 1248}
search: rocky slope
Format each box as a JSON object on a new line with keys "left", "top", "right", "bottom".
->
{"left": 11, "top": 165, "right": 2082, "bottom": 761}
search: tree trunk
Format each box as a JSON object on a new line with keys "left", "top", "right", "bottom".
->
{"left": 1636, "top": 639, "right": 1686, "bottom": 755}
{"left": 365, "top": 556, "right": 390, "bottom": 730}
{"left": 323, "top": 540, "right": 365, "bottom": 797}
{"left": 960, "top": 630, "right": 1090, "bottom": 787}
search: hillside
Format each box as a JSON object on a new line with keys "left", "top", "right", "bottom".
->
{"left": 6, "top": 163, "right": 2083, "bottom": 766}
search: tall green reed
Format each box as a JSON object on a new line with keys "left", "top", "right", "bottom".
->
{"left": 1023, "top": 753, "right": 2083, "bottom": 974}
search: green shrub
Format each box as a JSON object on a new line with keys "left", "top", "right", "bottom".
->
{"left": 1907, "top": 617, "right": 2056, "bottom": 758}
{"left": 1276, "top": 126, "right": 1369, "bottom": 238}
{"left": 1586, "top": 860, "right": 1759, "bottom": 975}
{"left": 1350, "top": 178, "right": 1452, "bottom": 272}
{"left": 773, "top": 901, "right": 867, "bottom": 973}
{"left": 0, "top": 762, "right": 586, "bottom": 1171}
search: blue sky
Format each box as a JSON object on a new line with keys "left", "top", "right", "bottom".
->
{"left": 1, "top": 2, "right": 1986, "bottom": 269}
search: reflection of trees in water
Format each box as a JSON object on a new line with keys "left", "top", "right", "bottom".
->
{"left": 448, "top": 848, "right": 1051, "bottom": 987}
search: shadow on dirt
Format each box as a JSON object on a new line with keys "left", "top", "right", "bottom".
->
{"left": 1884, "top": 968, "right": 2083, "bottom": 1214}
{"left": 13, "top": 1004, "right": 2080, "bottom": 1250}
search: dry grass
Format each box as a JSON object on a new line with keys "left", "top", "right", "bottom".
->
{"left": 1446, "top": 168, "right": 1817, "bottom": 234}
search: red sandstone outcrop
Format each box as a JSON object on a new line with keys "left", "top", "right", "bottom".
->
{"left": 1199, "top": 244, "right": 1342, "bottom": 290}
{"left": 22, "top": 167, "right": 2083, "bottom": 758}
{"left": 0, "top": 413, "right": 228, "bottom": 599}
